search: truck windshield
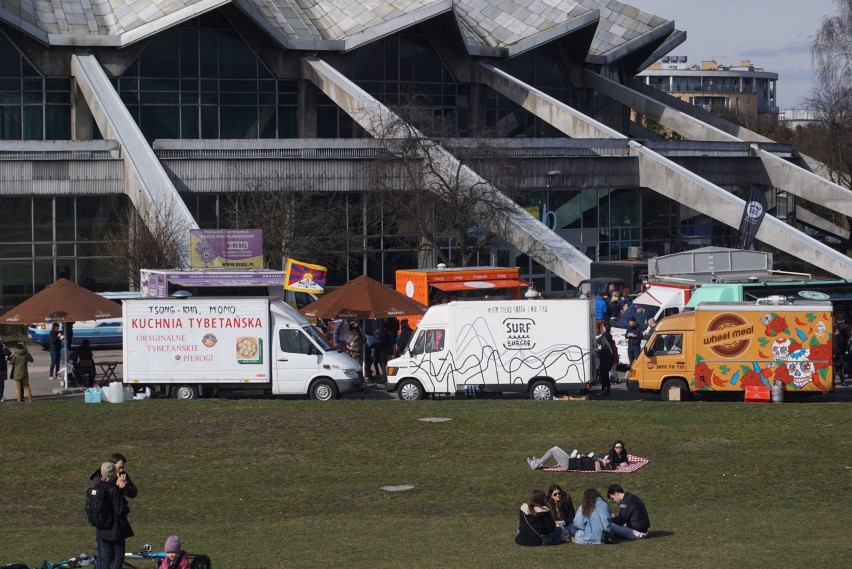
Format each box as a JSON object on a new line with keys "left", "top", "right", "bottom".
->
{"left": 304, "top": 325, "right": 334, "bottom": 352}
{"left": 614, "top": 303, "right": 656, "bottom": 329}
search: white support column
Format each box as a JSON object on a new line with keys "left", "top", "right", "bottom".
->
{"left": 630, "top": 142, "right": 852, "bottom": 278}
{"left": 71, "top": 53, "right": 197, "bottom": 267}
{"left": 300, "top": 55, "right": 591, "bottom": 284}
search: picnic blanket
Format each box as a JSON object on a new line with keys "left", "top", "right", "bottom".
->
{"left": 543, "top": 454, "right": 649, "bottom": 473}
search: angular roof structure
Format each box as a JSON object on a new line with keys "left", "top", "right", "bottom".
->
{"left": 0, "top": 0, "right": 682, "bottom": 65}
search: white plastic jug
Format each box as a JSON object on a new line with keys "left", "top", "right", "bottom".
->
{"left": 108, "top": 381, "right": 124, "bottom": 404}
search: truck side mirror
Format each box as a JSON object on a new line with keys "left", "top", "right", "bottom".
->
{"left": 644, "top": 347, "right": 654, "bottom": 357}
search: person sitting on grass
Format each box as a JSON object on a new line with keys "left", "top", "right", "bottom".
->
{"left": 607, "top": 484, "right": 650, "bottom": 540}
{"left": 571, "top": 488, "right": 612, "bottom": 545}
{"left": 160, "top": 535, "right": 190, "bottom": 569}
{"left": 515, "top": 489, "right": 562, "bottom": 546}
{"left": 546, "top": 484, "right": 575, "bottom": 542}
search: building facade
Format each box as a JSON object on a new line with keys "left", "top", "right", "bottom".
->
{"left": 0, "top": 1, "right": 849, "bottom": 303}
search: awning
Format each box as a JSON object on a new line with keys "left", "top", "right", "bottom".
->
{"left": 430, "top": 278, "right": 529, "bottom": 292}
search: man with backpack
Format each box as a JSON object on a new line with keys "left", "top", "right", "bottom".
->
{"left": 88, "top": 462, "right": 134, "bottom": 569}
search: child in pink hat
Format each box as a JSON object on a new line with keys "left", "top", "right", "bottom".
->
{"left": 160, "top": 535, "right": 189, "bottom": 569}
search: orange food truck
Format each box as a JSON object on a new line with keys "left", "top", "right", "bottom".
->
{"left": 396, "top": 266, "right": 529, "bottom": 326}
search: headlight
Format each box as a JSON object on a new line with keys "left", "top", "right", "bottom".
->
{"left": 344, "top": 369, "right": 360, "bottom": 379}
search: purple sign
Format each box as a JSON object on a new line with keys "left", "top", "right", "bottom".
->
{"left": 190, "top": 229, "right": 264, "bottom": 268}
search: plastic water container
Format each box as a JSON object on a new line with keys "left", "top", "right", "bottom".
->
{"left": 108, "top": 381, "right": 124, "bottom": 404}
{"left": 123, "top": 386, "right": 134, "bottom": 402}
{"left": 84, "top": 386, "right": 102, "bottom": 404}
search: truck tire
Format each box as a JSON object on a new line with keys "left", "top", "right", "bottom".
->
{"left": 172, "top": 384, "right": 198, "bottom": 400}
{"left": 660, "top": 378, "right": 690, "bottom": 401}
{"left": 529, "top": 380, "right": 554, "bottom": 401}
{"left": 310, "top": 378, "right": 339, "bottom": 401}
{"left": 398, "top": 379, "right": 425, "bottom": 401}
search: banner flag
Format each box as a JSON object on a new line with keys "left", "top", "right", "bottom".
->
{"left": 284, "top": 259, "right": 327, "bottom": 293}
{"left": 735, "top": 185, "right": 768, "bottom": 250}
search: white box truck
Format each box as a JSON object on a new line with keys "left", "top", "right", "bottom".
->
{"left": 385, "top": 299, "right": 596, "bottom": 400}
{"left": 123, "top": 297, "right": 363, "bottom": 400}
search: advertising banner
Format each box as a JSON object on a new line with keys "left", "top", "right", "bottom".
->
{"left": 735, "top": 185, "right": 768, "bottom": 250}
{"left": 189, "top": 229, "right": 264, "bottom": 268}
{"left": 284, "top": 259, "right": 327, "bottom": 293}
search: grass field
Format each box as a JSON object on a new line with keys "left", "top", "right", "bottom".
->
{"left": 1, "top": 398, "right": 850, "bottom": 568}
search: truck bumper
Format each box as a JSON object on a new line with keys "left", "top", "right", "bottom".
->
{"left": 337, "top": 376, "right": 365, "bottom": 394}
{"left": 626, "top": 380, "right": 640, "bottom": 392}
{"left": 385, "top": 380, "right": 397, "bottom": 393}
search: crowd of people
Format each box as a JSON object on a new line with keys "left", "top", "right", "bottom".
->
{"left": 322, "top": 317, "right": 414, "bottom": 384}
{"left": 515, "top": 483, "right": 650, "bottom": 546}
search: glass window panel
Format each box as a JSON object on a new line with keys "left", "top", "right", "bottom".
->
{"left": 200, "top": 29, "right": 218, "bottom": 77}
{"left": 33, "top": 196, "right": 53, "bottom": 241}
{"left": 23, "top": 106, "right": 42, "bottom": 140}
{"left": 182, "top": 91, "right": 198, "bottom": 104}
{"left": 200, "top": 79, "right": 218, "bottom": 92}
{"left": 200, "top": 106, "right": 218, "bottom": 138}
{"left": 0, "top": 243, "right": 32, "bottom": 257}
{"left": 140, "top": 78, "right": 180, "bottom": 91}
{"left": 22, "top": 78, "right": 41, "bottom": 91}
{"left": 21, "top": 60, "right": 38, "bottom": 77}
{"left": 140, "top": 30, "right": 180, "bottom": 77}
{"left": 278, "top": 93, "right": 297, "bottom": 105}
{"left": 181, "top": 105, "right": 198, "bottom": 138}
{"left": 220, "top": 92, "right": 256, "bottom": 105}
{"left": 0, "top": 34, "right": 21, "bottom": 76}
{"left": 75, "top": 196, "right": 125, "bottom": 241}
{"left": 57, "top": 243, "right": 75, "bottom": 256}
{"left": 121, "top": 91, "right": 140, "bottom": 105}
{"left": 34, "top": 243, "right": 53, "bottom": 256}
{"left": 582, "top": 189, "right": 599, "bottom": 229}
{"left": 258, "top": 80, "right": 275, "bottom": 92}
{"left": 258, "top": 92, "right": 275, "bottom": 105}
{"left": 55, "top": 196, "right": 74, "bottom": 241}
{"left": 76, "top": 257, "right": 126, "bottom": 292}
{"left": 0, "top": 78, "right": 20, "bottom": 90}
{"left": 140, "top": 91, "right": 180, "bottom": 104}
{"left": 220, "top": 80, "right": 256, "bottom": 92}
{"left": 0, "top": 197, "right": 31, "bottom": 241}
{"left": 219, "top": 106, "right": 257, "bottom": 138}
{"left": 218, "top": 29, "right": 256, "bottom": 79}
{"left": 181, "top": 78, "right": 199, "bottom": 91}
{"left": 278, "top": 107, "right": 297, "bottom": 138}
{"left": 1, "top": 260, "right": 34, "bottom": 295}
{"left": 0, "top": 92, "right": 21, "bottom": 104}
{"left": 45, "top": 78, "right": 70, "bottom": 91}
{"left": 45, "top": 92, "right": 68, "bottom": 103}
{"left": 120, "top": 78, "right": 139, "bottom": 91}
{"left": 194, "top": 194, "right": 219, "bottom": 228}
{"left": 22, "top": 92, "right": 41, "bottom": 104}
{"left": 200, "top": 91, "right": 218, "bottom": 104}
{"left": 180, "top": 28, "right": 199, "bottom": 77}
{"left": 258, "top": 106, "right": 275, "bottom": 138}
{"left": 140, "top": 106, "right": 180, "bottom": 141}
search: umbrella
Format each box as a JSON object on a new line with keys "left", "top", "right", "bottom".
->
{"left": 299, "top": 275, "right": 427, "bottom": 320}
{"left": 0, "top": 278, "right": 122, "bottom": 324}
{"left": 0, "top": 278, "right": 123, "bottom": 391}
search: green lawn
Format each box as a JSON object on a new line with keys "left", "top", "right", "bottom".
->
{"left": 1, "top": 399, "right": 849, "bottom": 568}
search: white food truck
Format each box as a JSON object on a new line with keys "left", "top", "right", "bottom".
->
{"left": 123, "top": 298, "right": 363, "bottom": 400}
{"left": 385, "top": 299, "right": 596, "bottom": 400}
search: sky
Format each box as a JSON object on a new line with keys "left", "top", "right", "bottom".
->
{"left": 634, "top": 0, "right": 839, "bottom": 109}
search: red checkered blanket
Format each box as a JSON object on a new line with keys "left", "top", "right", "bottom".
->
{"left": 543, "top": 454, "right": 649, "bottom": 473}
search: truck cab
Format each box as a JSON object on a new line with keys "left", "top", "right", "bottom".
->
{"left": 626, "top": 311, "right": 695, "bottom": 400}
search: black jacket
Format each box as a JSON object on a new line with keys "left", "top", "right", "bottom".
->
{"left": 607, "top": 447, "right": 629, "bottom": 466}
{"left": 90, "top": 468, "right": 138, "bottom": 499}
{"left": 625, "top": 324, "right": 642, "bottom": 349}
{"left": 93, "top": 479, "right": 134, "bottom": 541}
{"left": 613, "top": 493, "right": 650, "bottom": 532}
{"left": 515, "top": 508, "right": 556, "bottom": 546}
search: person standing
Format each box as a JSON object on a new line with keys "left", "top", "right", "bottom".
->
{"left": 94, "top": 462, "right": 134, "bottom": 569}
{"left": 90, "top": 453, "right": 138, "bottom": 569}
{"left": 0, "top": 337, "right": 11, "bottom": 401}
{"left": 395, "top": 319, "right": 413, "bottom": 356}
{"left": 597, "top": 323, "right": 615, "bottom": 396}
{"left": 625, "top": 317, "right": 642, "bottom": 365}
{"left": 10, "top": 342, "right": 33, "bottom": 402}
{"left": 48, "top": 322, "right": 62, "bottom": 380}
{"left": 642, "top": 317, "right": 657, "bottom": 348}
{"left": 607, "top": 484, "right": 650, "bottom": 540}
{"left": 594, "top": 291, "right": 608, "bottom": 333}
{"left": 347, "top": 323, "right": 365, "bottom": 375}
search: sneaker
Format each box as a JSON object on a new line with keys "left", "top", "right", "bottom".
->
{"left": 570, "top": 449, "right": 579, "bottom": 458}
{"left": 587, "top": 452, "right": 596, "bottom": 458}
{"left": 527, "top": 457, "right": 538, "bottom": 471}
{"left": 632, "top": 529, "right": 647, "bottom": 539}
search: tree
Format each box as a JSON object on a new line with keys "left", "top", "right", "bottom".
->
{"left": 221, "top": 168, "right": 358, "bottom": 272}
{"left": 363, "top": 100, "right": 527, "bottom": 268}
{"left": 99, "top": 200, "right": 190, "bottom": 289}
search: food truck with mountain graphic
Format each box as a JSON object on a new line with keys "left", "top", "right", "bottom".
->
{"left": 627, "top": 297, "right": 833, "bottom": 400}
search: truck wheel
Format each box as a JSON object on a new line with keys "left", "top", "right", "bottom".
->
{"left": 172, "top": 385, "right": 198, "bottom": 400}
{"left": 310, "top": 378, "right": 339, "bottom": 401}
{"left": 398, "top": 379, "right": 425, "bottom": 401}
{"left": 661, "top": 378, "right": 690, "bottom": 401}
{"left": 529, "top": 380, "right": 554, "bottom": 401}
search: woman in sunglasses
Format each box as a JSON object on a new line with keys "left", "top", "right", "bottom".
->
{"left": 546, "top": 484, "right": 575, "bottom": 541}
{"left": 606, "top": 441, "right": 629, "bottom": 467}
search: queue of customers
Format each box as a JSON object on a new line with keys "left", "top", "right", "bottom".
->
{"left": 323, "top": 317, "right": 414, "bottom": 383}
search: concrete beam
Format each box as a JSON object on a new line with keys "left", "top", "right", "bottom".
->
{"left": 582, "top": 69, "right": 740, "bottom": 142}
{"left": 750, "top": 144, "right": 852, "bottom": 218}
{"left": 301, "top": 55, "right": 591, "bottom": 284}
{"left": 629, "top": 141, "right": 852, "bottom": 279}
{"left": 796, "top": 207, "right": 850, "bottom": 240}
{"left": 477, "top": 63, "right": 624, "bottom": 139}
{"left": 71, "top": 53, "right": 197, "bottom": 266}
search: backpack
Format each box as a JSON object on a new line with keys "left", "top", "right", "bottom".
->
{"left": 190, "top": 555, "right": 212, "bottom": 569}
{"left": 85, "top": 485, "right": 113, "bottom": 529}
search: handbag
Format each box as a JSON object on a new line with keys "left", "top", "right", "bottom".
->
{"left": 596, "top": 509, "right": 616, "bottom": 544}
{"left": 522, "top": 510, "right": 558, "bottom": 546}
